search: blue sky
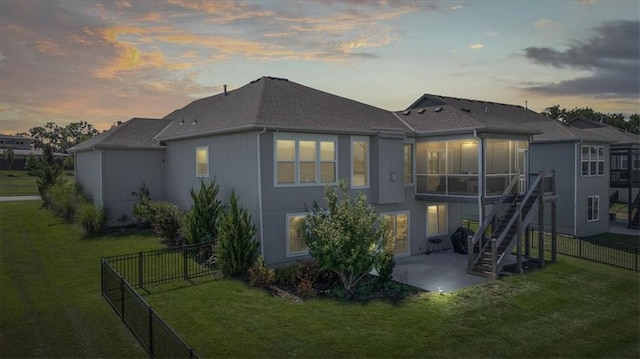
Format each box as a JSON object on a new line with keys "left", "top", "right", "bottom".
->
{"left": 0, "top": 0, "right": 638, "bottom": 133}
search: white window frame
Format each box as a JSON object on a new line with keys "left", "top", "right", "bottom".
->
{"left": 426, "top": 203, "right": 448, "bottom": 237}
{"left": 587, "top": 195, "right": 599, "bottom": 222}
{"left": 403, "top": 143, "right": 414, "bottom": 185}
{"left": 381, "top": 211, "right": 411, "bottom": 257}
{"left": 195, "top": 146, "right": 209, "bottom": 177}
{"left": 351, "top": 136, "right": 370, "bottom": 189}
{"left": 581, "top": 145, "right": 605, "bottom": 177}
{"left": 274, "top": 133, "right": 337, "bottom": 187}
{"left": 286, "top": 213, "right": 309, "bottom": 257}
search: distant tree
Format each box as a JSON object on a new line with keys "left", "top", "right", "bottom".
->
{"left": 5, "top": 147, "right": 15, "bottom": 173}
{"left": 628, "top": 114, "right": 640, "bottom": 134}
{"left": 542, "top": 105, "right": 640, "bottom": 134}
{"left": 21, "top": 121, "right": 99, "bottom": 153}
{"left": 541, "top": 105, "right": 566, "bottom": 121}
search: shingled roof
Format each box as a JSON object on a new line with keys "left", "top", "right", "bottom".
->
{"left": 568, "top": 117, "right": 639, "bottom": 146}
{"left": 156, "top": 76, "right": 406, "bottom": 141}
{"left": 69, "top": 118, "right": 171, "bottom": 152}
{"left": 408, "top": 94, "right": 610, "bottom": 143}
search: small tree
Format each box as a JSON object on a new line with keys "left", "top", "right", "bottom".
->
{"left": 63, "top": 156, "right": 74, "bottom": 170}
{"left": 25, "top": 154, "right": 40, "bottom": 175}
{"left": 184, "top": 178, "right": 222, "bottom": 244}
{"left": 36, "top": 144, "right": 63, "bottom": 207}
{"left": 304, "top": 180, "right": 388, "bottom": 292}
{"left": 5, "top": 147, "right": 15, "bottom": 173}
{"left": 216, "top": 190, "right": 258, "bottom": 277}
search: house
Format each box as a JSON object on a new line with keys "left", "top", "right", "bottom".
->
{"left": 407, "top": 94, "right": 613, "bottom": 237}
{"left": 72, "top": 77, "right": 562, "bottom": 277}
{"left": 0, "top": 134, "right": 68, "bottom": 170}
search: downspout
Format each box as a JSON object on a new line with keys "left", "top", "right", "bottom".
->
{"left": 256, "top": 128, "right": 267, "bottom": 259}
{"left": 574, "top": 140, "right": 583, "bottom": 236}
{"left": 473, "top": 129, "right": 484, "bottom": 226}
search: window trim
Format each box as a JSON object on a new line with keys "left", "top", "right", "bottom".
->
{"left": 587, "top": 195, "right": 599, "bottom": 222}
{"left": 286, "top": 213, "right": 309, "bottom": 257}
{"left": 273, "top": 133, "right": 338, "bottom": 187}
{"left": 381, "top": 210, "right": 411, "bottom": 257}
{"left": 350, "top": 136, "right": 370, "bottom": 189}
{"left": 426, "top": 203, "right": 448, "bottom": 237}
{"left": 195, "top": 146, "right": 209, "bottom": 178}
{"left": 581, "top": 145, "right": 605, "bottom": 177}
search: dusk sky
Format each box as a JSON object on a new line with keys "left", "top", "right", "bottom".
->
{"left": 0, "top": 0, "right": 638, "bottom": 134}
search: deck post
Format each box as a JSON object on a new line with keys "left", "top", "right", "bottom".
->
{"left": 467, "top": 235, "right": 473, "bottom": 270}
{"left": 491, "top": 238, "right": 497, "bottom": 279}
{"left": 538, "top": 171, "right": 545, "bottom": 267}
{"left": 516, "top": 202, "right": 523, "bottom": 273}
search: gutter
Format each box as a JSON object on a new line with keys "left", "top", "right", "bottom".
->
{"left": 256, "top": 127, "right": 267, "bottom": 259}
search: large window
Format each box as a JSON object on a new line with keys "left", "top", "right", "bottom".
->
{"left": 351, "top": 136, "right": 369, "bottom": 188}
{"left": 587, "top": 196, "right": 599, "bottom": 222}
{"left": 403, "top": 144, "right": 413, "bottom": 184}
{"left": 286, "top": 214, "right": 308, "bottom": 257}
{"left": 383, "top": 212, "right": 410, "bottom": 256}
{"left": 275, "top": 134, "right": 337, "bottom": 186}
{"left": 427, "top": 203, "right": 447, "bottom": 236}
{"left": 581, "top": 146, "right": 605, "bottom": 176}
{"left": 196, "top": 146, "right": 209, "bottom": 177}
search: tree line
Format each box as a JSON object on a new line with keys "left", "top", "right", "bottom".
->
{"left": 541, "top": 105, "right": 640, "bottom": 134}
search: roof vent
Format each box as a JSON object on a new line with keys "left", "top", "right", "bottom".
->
{"left": 192, "top": 120, "right": 198, "bottom": 125}
{"left": 484, "top": 107, "right": 488, "bottom": 113}
{"left": 461, "top": 108, "right": 471, "bottom": 113}
{"left": 417, "top": 108, "right": 426, "bottom": 114}
{"left": 402, "top": 110, "right": 411, "bottom": 116}
{"left": 179, "top": 119, "right": 184, "bottom": 125}
{"left": 433, "top": 107, "right": 443, "bottom": 113}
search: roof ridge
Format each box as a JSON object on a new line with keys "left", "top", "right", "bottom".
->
{"left": 255, "top": 76, "right": 269, "bottom": 124}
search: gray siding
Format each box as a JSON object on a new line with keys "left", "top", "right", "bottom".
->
{"left": 575, "top": 143, "right": 610, "bottom": 236}
{"left": 101, "top": 149, "right": 166, "bottom": 226}
{"left": 75, "top": 150, "right": 103, "bottom": 206}
{"left": 371, "top": 135, "right": 405, "bottom": 204}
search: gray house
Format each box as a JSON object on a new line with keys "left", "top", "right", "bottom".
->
{"left": 73, "top": 77, "right": 566, "bottom": 276}
{"left": 407, "top": 94, "right": 613, "bottom": 237}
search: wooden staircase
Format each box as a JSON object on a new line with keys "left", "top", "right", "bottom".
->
{"left": 467, "top": 172, "right": 555, "bottom": 278}
{"left": 630, "top": 192, "right": 640, "bottom": 230}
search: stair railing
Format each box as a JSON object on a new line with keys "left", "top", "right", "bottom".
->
{"left": 468, "top": 171, "right": 520, "bottom": 270}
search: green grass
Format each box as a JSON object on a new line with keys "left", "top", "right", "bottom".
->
{"left": 0, "top": 201, "right": 163, "bottom": 358}
{"left": 586, "top": 232, "right": 640, "bottom": 249}
{"left": 2, "top": 201, "right": 639, "bottom": 358}
{"left": 144, "top": 258, "right": 640, "bottom": 357}
{"left": 0, "top": 171, "right": 39, "bottom": 195}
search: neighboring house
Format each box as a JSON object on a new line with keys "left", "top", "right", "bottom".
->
{"left": 0, "top": 134, "right": 68, "bottom": 170}
{"left": 72, "top": 77, "right": 563, "bottom": 275}
{"left": 407, "top": 94, "right": 613, "bottom": 237}
{"left": 567, "top": 117, "right": 640, "bottom": 229}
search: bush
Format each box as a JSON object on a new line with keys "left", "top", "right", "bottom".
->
{"left": 45, "top": 180, "right": 83, "bottom": 223}
{"left": 131, "top": 183, "right": 153, "bottom": 228}
{"left": 62, "top": 156, "right": 74, "bottom": 170}
{"left": 375, "top": 220, "right": 395, "bottom": 283}
{"left": 216, "top": 190, "right": 259, "bottom": 277}
{"left": 151, "top": 202, "right": 184, "bottom": 246}
{"left": 275, "top": 263, "right": 301, "bottom": 288}
{"left": 36, "top": 145, "right": 63, "bottom": 208}
{"left": 184, "top": 178, "right": 222, "bottom": 244}
{"left": 78, "top": 202, "right": 106, "bottom": 235}
{"left": 25, "top": 153, "right": 39, "bottom": 175}
{"left": 248, "top": 256, "right": 275, "bottom": 288}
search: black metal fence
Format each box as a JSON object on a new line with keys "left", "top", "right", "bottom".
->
{"left": 101, "top": 241, "right": 216, "bottom": 359}
{"left": 528, "top": 228, "right": 639, "bottom": 272}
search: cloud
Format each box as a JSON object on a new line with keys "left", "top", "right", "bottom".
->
{"left": 522, "top": 20, "right": 640, "bottom": 99}
{"left": 533, "top": 18, "right": 560, "bottom": 29}
{"left": 485, "top": 31, "right": 497, "bottom": 38}
{"left": 470, "top": 43, "right": 484, "bottom": 49}
{"left": 450, "top": 5, "right": 463, "bottom": 10}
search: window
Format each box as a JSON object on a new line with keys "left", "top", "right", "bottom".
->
{"left": 587, "top": 196, "right": 599, "bottom": 222}
{"left": 195, "top": 146, "right": 208, "bottom": 177}
{"left": 581, "top": 146, "right": 605, "bottom": 176}
{"left": 427, "top": 203, "right": 447, "bottom": 236}
{"left": 287, "top": 214, "right": 308, "bottom": 257}
{"left": 403, "top": 144, "right": 413, "bottom": 184}
{"left": 351, "top": 136, "right": 369, "bottom": 188}
{"left": 383, "top": 212, "right": 410, "bottom": 256}
{"left": 275, "top": 134, "right": 336, "bottom": 186}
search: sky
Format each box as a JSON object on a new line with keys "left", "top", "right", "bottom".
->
{"left": 0, "top": 0, "right": 638, "bottom": 134}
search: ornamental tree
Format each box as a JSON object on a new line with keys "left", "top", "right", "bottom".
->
{"left": 304, "top": 180, "right": 389, "bottom": 292}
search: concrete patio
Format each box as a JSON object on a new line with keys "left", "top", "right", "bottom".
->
{"left": 393, "top": 250, "right": 506, "bottom": 293}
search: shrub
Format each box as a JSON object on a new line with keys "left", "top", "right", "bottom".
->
{"left": 184, "top": 178, "right": 222, "bottom": 244}
{"left": 36, "top": 144, "right": 63, "bottom": 208}
{"left": 275, "top": 263, "right": 301, "bottom": 288}
{"left": 78, "top": 202, "right": 106, "bottom": 235}
{"left": 151, "top": 202, "right": 184, "bottom": 246}
{"left": 374, "top": 220, "right": 395, "bottom": 283}
{"left": 304, "top": 180, "right": 389, "bottom": 292}
{"left": 45, "top": 180, "right": 83, "bottom": 223}
{"left": 297, "top": 278, "right": 316, "bottom": 299}
{"left": 248, "top": 256, "right": 275, "bottom": 288}
{"left": 216, "top": 190, "right": 259, "bottom": 277}
{"left": 25, "top": 153, "right": 40, "bottom": 175}
{"left": 62, "top": 156, "right": 74, "bottom": 170}
{"left": 131, "top": 183, "right": 153, "bottom": 228}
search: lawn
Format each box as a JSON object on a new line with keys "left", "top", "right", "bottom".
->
{"left": 0, "top": 201, "right": 163, "bottom": 358}
{"left": 0, "top": 171, "right": 39, "bottom": 195}
{"left": 2, "top": 201, "right": 639, "bottom": 358}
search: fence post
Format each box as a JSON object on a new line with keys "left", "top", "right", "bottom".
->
{"left": 148, "top": 307, "right": 154, "bottom": 356}
{"left": 100, "top": 259, "right": 104, "bottom": 296}
{"left": 138, "top": 252, "right": 144, "bottom": 289}
{"left": 120, "top": 277, "right": 125, "bottom": 320}
{"left": 636, "top": 248, "right": 638, "bottom": 272}
{"left": 491, "top": 238, "right": 497, "bottom": 279}
{"left": 183, "top": 246, "right": 189, "bottom": 281}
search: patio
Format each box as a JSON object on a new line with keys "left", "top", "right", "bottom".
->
{"left": 393, "top": 250, "right": 513, "bottom": 293}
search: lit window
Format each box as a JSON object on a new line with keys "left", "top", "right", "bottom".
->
{"left": 196, "top": 146, "right": 208, "bottom": 177}
{"left": 287, "top": 214, "right": 308, "bottom": 257}
{"left": 275, "top": 134, "right": 336, "bottom": 186}
{"left": 403, "top": 144, "right": 413, "bottom": 184}
{"left": 427, "top": 204, "right": 447, "bottom": 236}
{"left": 351, "top": 137, "right": 369, "bottom": 188}
{"left": 383, "top": 212, "right": 410, "bottom": 256}
{"left": 581, "top": 146, "right": 605, "bottom": 176}
{"left": 587, "top": 196, "right": 599, "bottom": 222}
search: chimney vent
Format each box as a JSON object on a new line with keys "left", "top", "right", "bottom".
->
{"left": 223, "top": 84, "right": 228, "bottom": 96}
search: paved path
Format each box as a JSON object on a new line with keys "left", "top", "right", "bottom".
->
{"left": 0, "top": 195, "right": 42, "bottom": 202}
